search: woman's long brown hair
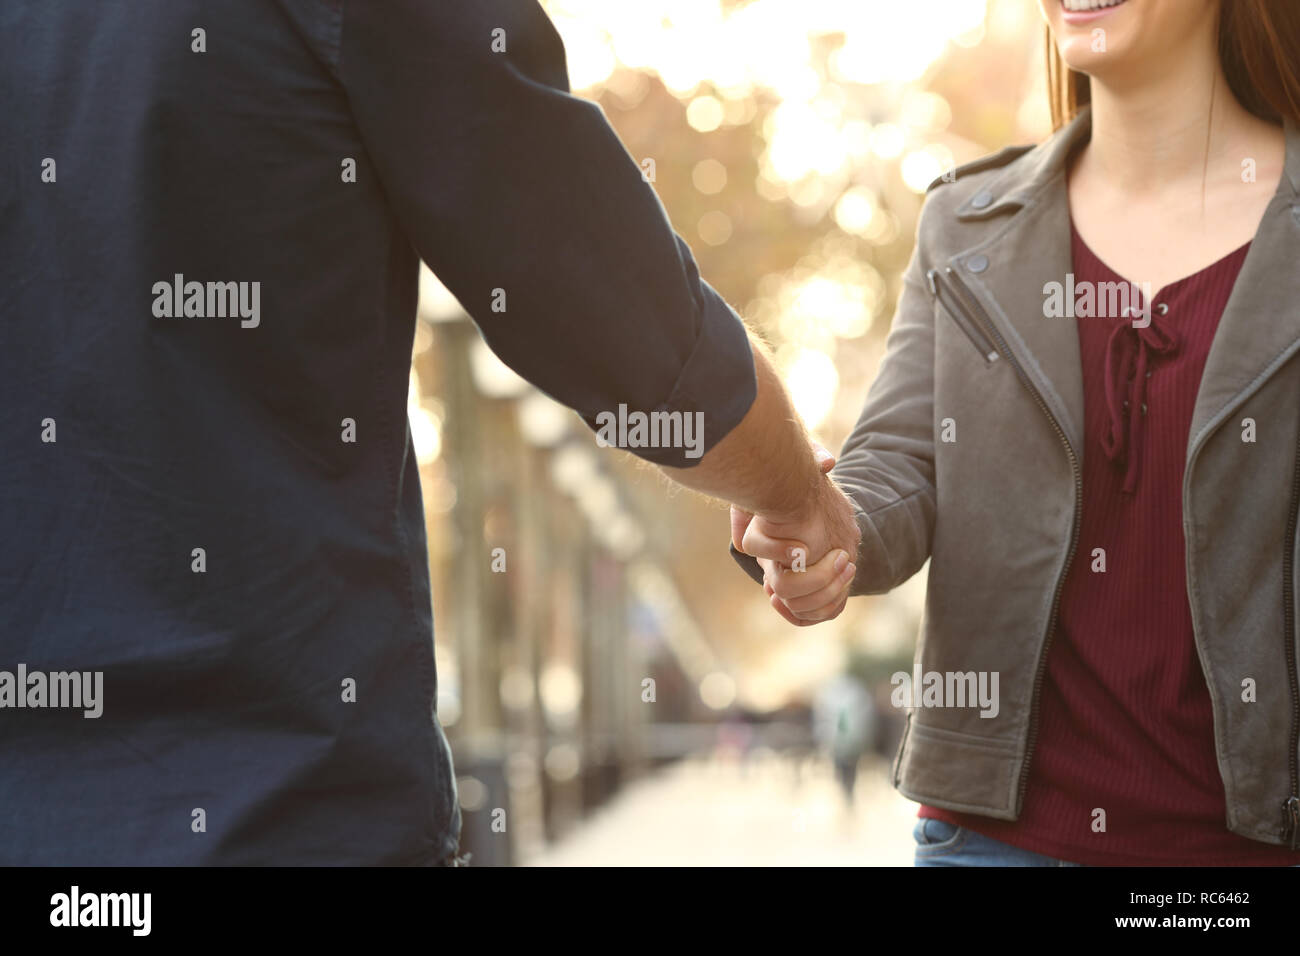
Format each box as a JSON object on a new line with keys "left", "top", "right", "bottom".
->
{"left": 1046, "top": 0, "right": 1300, "bottom": 130}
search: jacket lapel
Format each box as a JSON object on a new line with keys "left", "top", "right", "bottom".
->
{"left": 945, "top": 110, "right": 1092, "bottom": 459}
{"left": 1187, "top": 114, "right": 1300, "bottom": 457}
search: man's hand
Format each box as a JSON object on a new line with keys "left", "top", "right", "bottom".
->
{"left": 731, "top": 442, "right": 861, "bottom": 626}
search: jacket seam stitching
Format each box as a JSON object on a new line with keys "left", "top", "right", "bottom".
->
{"left": 906, "top": 720, "right": 1019, "bottom": 751}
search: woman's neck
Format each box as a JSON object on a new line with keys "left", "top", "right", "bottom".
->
{"left": 1064, "top": 45, "right": 1287, "bottom": 299}
{"left": 1081, "top": 56, "right": 1279, "bottom": 196}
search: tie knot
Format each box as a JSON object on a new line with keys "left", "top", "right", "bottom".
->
{"left": 1113, "top": 305, "right": 1179, "bottom": 356}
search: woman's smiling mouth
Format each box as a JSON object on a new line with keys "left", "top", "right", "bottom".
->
{"left": 1062, "top": 0, "right": 1130, "bottom": 24}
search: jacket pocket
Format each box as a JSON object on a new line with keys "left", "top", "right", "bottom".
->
{"left": 928, "top": 267, "right": 1000, "bottom": 364}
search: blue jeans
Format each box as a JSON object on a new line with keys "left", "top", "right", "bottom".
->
{"left": 913, "top": 817, "right": 1084, "bottom": 866}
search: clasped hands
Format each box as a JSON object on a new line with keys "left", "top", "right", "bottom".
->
{"left": 730, "top": 443, "right": 861, "bottom": 626}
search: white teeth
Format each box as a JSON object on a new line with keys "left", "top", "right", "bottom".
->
{"left": 1062, "top": 0, "right": 1126, "bottom": 12}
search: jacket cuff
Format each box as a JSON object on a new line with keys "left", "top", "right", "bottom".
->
{"left": 729, "top": 542, "right": 766, "bottom": 586}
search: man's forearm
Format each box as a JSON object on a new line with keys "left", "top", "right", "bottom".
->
{"left": 660, "top": 334, "right": 822, "bottom": 520}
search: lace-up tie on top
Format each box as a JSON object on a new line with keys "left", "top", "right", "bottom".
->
{"left": 1101, "top": 302, "right": 1180, "bottom": 494}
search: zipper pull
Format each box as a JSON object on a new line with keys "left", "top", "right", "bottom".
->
{"left": 926, "top": 268, "right": 938, "bottom": 296}
{"left": 1284, "top": 795, "right": 1300, "bottom": 850}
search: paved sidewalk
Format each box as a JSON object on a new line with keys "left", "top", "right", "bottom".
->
{"left": 526, "top": 751, "right": 918, "bottom": 866}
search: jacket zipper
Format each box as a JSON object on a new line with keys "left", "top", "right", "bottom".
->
{"left": 928, "top": 268, "right": 999, "bottom": 363}
{"left": 931, "top": 264, "right": 1083, "bottom": 815}
{"left": 1282, "top": 429, "right": 1300, "bottom": 848}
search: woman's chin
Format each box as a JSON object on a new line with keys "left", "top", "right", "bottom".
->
{"left": 1055, "top": 43, "right": 1126, "bottom": 80}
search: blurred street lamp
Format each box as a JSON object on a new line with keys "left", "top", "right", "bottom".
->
{"left": 417, "top": 262, "right": 464, "bottom": 324}
{"left": 575, "top": 474, "right": 621, "bottom": 525}
{"left": 469, "top": 335, "right": 531, "bottom": 399}
{"left": 539, "top": 663, "right": 582, "bottom": 727}
{"left": 516, "top": 390, "right": 573, "bottom": 448}
{"left": 549, "top": 443, "right": 600, "bottom": 496}
{"left": 603, "top": 513, "right": 646, "bottom": 561}
{"left": 699, "top": 671, "right": 738, "bottom": 710}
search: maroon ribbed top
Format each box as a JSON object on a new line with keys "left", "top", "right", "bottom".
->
{"left": 920, "top": 223, "right": 1300, "bottom": 865}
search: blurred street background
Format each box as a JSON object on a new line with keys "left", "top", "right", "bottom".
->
{"left": 528, "top": 754, "right": 917, "bottom": 866}
{"left": 409, "top": 0, "right": 1053, "bottom": 865}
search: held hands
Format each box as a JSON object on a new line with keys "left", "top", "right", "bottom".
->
{"left": 731, "top": 443, "right": 861, "bottom": 627}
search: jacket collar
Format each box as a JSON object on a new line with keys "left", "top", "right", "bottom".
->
{"left": 955, "top": 106, "right": 1095, "bottom": 221}
{"left": 955, "top": 103, "right": 1300, "bottom": 219}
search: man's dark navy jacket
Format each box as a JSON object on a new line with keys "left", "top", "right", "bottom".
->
{"left": 0, "top": 0, "right": 755, "bottom": 864}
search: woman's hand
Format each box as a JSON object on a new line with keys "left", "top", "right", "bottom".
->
{"left": 731, "top": 440, "right": 859, "bottom": 626}
{"left": 761, "top": 546, "right": 856, "bottom": 627}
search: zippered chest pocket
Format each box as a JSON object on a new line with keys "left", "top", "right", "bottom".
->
{"left": 928, "top": 267, "right": 1000, "bottom": 365}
